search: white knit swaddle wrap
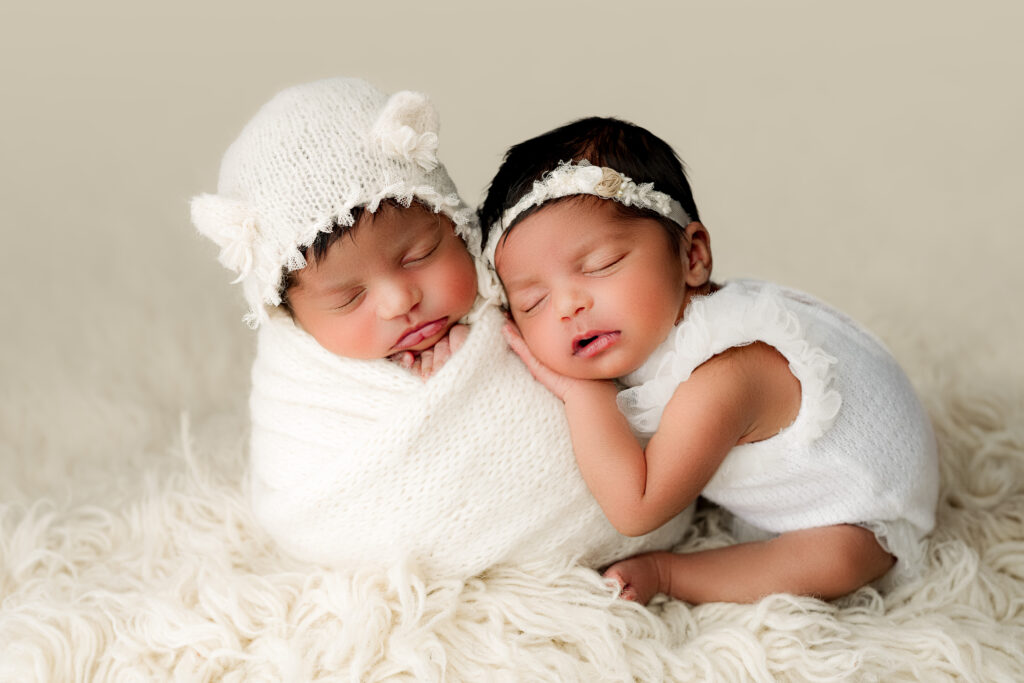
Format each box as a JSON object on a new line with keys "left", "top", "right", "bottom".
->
{"left": 249, "top": 304, "right": 690, "bottom": 577}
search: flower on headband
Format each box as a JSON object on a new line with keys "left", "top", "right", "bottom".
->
{"left": 570, "top": 163, "right": 603, "bottom": 191}
{"left": 372, "top": 91, "right": 441, "bottom": 171}
{"left": 593, "top": 167, "right": 624, "bottom": 198}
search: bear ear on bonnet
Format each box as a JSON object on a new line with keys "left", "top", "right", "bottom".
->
{"left": 190, "top": 194, "right": 266, "bottom": 285}
{"left": 371, "top": 91, "right": 441, "bottom": 171}
{"left": 191, "top": 193, "right": 283, "bottom": 328}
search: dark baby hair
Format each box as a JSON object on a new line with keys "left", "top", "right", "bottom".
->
{"left": 478, "top": 116, "right": 700, "bottom": 249}
{"left": 279, "top": 198, "right": 416, "bottom": 311}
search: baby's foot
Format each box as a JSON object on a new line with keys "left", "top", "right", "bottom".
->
{"left": 603, "top": 553, "right": 664, "bottom": 604}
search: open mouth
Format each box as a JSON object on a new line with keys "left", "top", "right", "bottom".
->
{"left": 572, "top": 331, "right": 621, "bottom": 358}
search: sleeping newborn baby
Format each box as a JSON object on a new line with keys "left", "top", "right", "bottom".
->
{"left": 191, "top": 77, "right": 690, "bottom": 578}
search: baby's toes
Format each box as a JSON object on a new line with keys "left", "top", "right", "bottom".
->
{"left": 603, "top": 558, "right": 659, "bottom": 604}
{"left": 603, "top": 565, "right": 637, "bottom": 600}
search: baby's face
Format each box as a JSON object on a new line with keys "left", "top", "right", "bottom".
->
{"left": 286, "top": 203, "right": 477, "bottom": 359}
{"left": 495, "top": 198, "right": 690, "bottom": 380}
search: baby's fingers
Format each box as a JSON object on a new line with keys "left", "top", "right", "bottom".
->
{"left": 501, "top": 323, "right": 532, "bottom": 362}
{"left": 388, "top": 351, "right": 415, "bottom": 369}
{"left": 432, "top": 337, "right": 452, "bottom": 371}
{"left": 502, "top": 323, "right": 579, "bottom": 401}
{"left": 502, "top": 324, "right": 550, "bottom": 379}
{"left": 418, "top": 349, "right": 434, "bottom": 380}
{"left": 448, "top": 324, "right": 470, "bottom": 352}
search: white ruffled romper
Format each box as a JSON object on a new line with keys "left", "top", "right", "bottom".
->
{"left": 616, "top": 279, "right": 939, "bottom": 585}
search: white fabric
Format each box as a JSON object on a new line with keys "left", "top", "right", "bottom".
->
{"left": 248, "top": 303, "right": 691, "bottom": 578}
{"left": 190, "top": 77, "right": 478, "bottom": 327}
{"left": 483, "top": 161, "right": 691, "bottom": 269}
{"left": 617, "top": 279, "right": 940, "bottom": 585}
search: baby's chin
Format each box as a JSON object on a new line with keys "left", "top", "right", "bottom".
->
{"left": 548, "top": 353, "right": 644, "bottom": 383}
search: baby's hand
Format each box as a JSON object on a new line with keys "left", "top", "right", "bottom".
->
{"left": 389, "top": 324, "right": 470, "bottom": 380}
{"left": 447, "top": 323, "right": 469, "bottom": 353}
{"left": 501, "top": 322, "right": 587, "bottom": 402}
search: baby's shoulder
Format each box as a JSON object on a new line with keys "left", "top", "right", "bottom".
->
{"left": 692, "top": 340, "right": 800, "bottom": 400}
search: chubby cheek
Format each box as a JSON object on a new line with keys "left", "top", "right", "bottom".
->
{"left": 517, "top": 317, "right": 572, "bottom": 373}
{"left": 315, "top": 311, "right": 387, "bottom": 359}
{"left": 435, "top": 252, "right": 479, "bottom": 319}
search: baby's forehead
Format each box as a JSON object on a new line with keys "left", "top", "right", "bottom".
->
{"left": 337, "top": 203, "right": 447, "bottom": 247}
{"left": 497, "top": 224, "right": 634, "bottom": 286}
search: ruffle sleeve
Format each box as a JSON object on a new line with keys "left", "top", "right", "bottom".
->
{"left": 617, "top": 280, "right": 842, "bottom": 448}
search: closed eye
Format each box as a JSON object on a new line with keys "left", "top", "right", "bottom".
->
{"left": 584, "top": 254, "right": 625, "bottom": 275}
{"left": 403, "top": 239, "right": 441, "bottom": 266}
{"left": 518, "top": 293, "right": 548, "bottom": 315}
{"left": 334, "top": 288, "right": 365, "bottom": 310}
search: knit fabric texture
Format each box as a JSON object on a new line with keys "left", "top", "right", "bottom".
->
{"left": 190, "top": 77, "right": 480, "bottom": 327}
{"left": 249, "top": 303, "right": 692, "bottom": 577}
{"left": 617, "top": 279, "right": 940, "bottom": 586}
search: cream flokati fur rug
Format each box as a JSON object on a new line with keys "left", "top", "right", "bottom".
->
{"left": 2, "top": 313, "right": 1024, "bottom": 681}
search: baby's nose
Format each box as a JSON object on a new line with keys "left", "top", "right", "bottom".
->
{"left": 378, "top": 281, "right": 421, "bottom": 318}
{"left": 556, "top": 288, "right": 591, "bottom": 320}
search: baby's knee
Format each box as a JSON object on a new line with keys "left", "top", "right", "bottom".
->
{"left": 819, "top": 524, "right": 894, "bottom": 590}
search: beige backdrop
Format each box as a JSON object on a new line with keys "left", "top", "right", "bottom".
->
{"left": 2, "top": 6, "right": 1022, "bottom": 678}
{"left": 1, "top": 0, "right": 1021, "bottom": 423}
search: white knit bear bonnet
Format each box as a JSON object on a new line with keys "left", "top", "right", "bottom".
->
{"left": 191, "top": 77, "right": 480, "bottom": 327}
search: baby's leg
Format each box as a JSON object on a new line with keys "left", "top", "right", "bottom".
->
{"left": 605, "top": 524, "right": 894, "bottom": 604}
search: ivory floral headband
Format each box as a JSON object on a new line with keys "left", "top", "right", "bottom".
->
{"left": 483, "top": 160, "right": 692, "bottom": 267}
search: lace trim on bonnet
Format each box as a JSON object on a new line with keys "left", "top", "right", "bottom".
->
{"left": 617, "top": 280, "right": 843, "bottom": 450}
{"left": 194, "top": 187, "right": 479, "bottom": 328}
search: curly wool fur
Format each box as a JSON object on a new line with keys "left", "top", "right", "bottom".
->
{"left": 2, "top": 307, "right": 1023, "bottom": 681}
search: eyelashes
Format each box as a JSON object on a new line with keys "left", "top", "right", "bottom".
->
{"left": 333, "top": 288, "right": 365, "bottom": 310}
{"left": 402, "top": 238, "right": 441, "bottom": 266}
{"left": 332, "top": 239, "right": 443, "bottom": 312}
{"left": 583, "top": 254, "right": 625, "bottom": 275}
{"left": 520, "top": 293, "right": 547, "bottom": 314}
{"left": 512, "top": 252, "right": 628, "bottom": 315}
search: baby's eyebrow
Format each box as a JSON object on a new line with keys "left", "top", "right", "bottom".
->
{"left": 319, "top": 280, "right": 359, "bottom": 296}
{"left": 500, "top": 273, "right": 540, "bottom": 292}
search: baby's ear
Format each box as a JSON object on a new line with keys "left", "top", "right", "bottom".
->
{"left": 683, "top": 221, "right": 713, "bottom": 286}
{"left": 190, "top": 193, "right": 263, "bottom": 282}
{"left": 371, "top": 90, "right": 441, "bottom": 171}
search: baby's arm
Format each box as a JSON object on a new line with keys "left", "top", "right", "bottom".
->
{"left": 503, "top": 324, "right": 764, "bottom": 537}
